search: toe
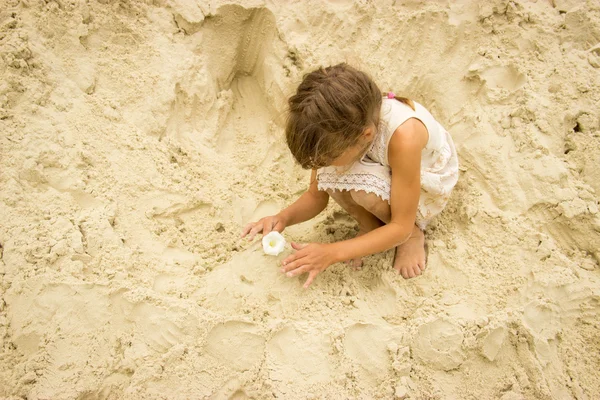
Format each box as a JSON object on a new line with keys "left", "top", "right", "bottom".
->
{"left": 412, "top": 265, "right": 421, "bottom": 276}
{"left": 350, "top": 258, "right": 363, "bottom": 271}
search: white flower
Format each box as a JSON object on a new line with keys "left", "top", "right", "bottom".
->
{"left": 262, "top": 231, "right": 286, "bottom": 256}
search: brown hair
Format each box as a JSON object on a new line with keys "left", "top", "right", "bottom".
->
{"left": 285, "top": 63, "right": 414, "bottom": 169}
{"left": 385, "top": 93, "right": 415, "bottom": 112}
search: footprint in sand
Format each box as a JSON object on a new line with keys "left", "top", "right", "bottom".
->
{"left": 481, "top": 326, "right": 508, "bottom": 362}
{"left": 344, "top": 323, "right": 397, "bottom": 382}
{"left": 250, "top": 199, "right": 280, "bottom": 222}
{"left": 479, "top": 64, "right": 526, "bottom": 92}
{"left": 522, "top": 300, "right": 560, "bottom": 345}
{"left": 266, "top": 325, "right": 332, "bottom": 386}
{"left": 232, "top": 198, "right": 280, "bottom": 229}
{"left": 411, "top": 318, "right": 465, "bottom": 371}
{"left": 205, "top": 321, "right": 265, "bottom": 371}
{"left": 129, "top": 302, "right": 188, "bottom": 353}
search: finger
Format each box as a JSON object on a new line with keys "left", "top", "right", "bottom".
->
{"left": 241, "top": 222, "right": 255, "bottom": 238}
{"left": 247, "top": 224, "right": 264, "bottom": 240}
{"left": 283, "top": 249, "right": 307, "bottom": 265}
{"left": 286, "top": 265, "right": 310, "bottom": 277}
{"left": 263, "top": 219, "right": 274, "bottom": 235}
{"left": 407, "top": 268, "right": 416, "bottom": 278}
{"left": 291, "top": 242, "right": 308, "bottom": 251}
{"left": 303, "top": 271, "right": 318, "bottom": 289}
{"left": 281, "top": 255, "right": 308, "bottom": 273}
{"left": 282, "top": 256, "right": 295, "bottom": 266}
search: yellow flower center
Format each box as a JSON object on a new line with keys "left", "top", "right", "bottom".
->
{"left": 269, "top": 240, "right": 276, "bottom": 247}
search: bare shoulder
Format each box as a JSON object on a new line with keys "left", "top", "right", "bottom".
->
{"left": 388, "top": 118, "right": 429, "bottom": 156}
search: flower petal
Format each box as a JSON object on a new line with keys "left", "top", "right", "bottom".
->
{"left": 262, "top": 231, "right": 286, "bottom": 256}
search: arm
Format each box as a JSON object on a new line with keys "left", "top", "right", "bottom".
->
{"left": 242, "top": 170, "right": 329, "bottom": 239}
{"left": 329, "top": 118, "right": 426, "bottom": 262}
{"left": 279, "top": 170, "right": 329, "bottom": 227}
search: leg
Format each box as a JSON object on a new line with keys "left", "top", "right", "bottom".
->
{"left": 349, "top": 190, "right": 427, "bottom": 279}
{"left": 349, "top": 190, "right": 391, "bottom": 223}
{"left": 328, "top": 190, "right": 383, "bottom": 233}
{"left": 328, "top": 190, "right": 383, "bottom": 270}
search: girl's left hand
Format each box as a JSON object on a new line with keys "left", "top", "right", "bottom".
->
{"left": 281, "top": 242, "right": 336, "bottom": 288}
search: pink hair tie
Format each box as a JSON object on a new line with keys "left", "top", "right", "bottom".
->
{"left": 387, "top": 92, "right": 395, "bottom": 99}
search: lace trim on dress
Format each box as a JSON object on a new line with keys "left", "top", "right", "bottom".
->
{"left": 317, "top": 172, "right": 391, "bottom": 203}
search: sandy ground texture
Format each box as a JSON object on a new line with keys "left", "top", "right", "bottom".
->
{"left": 1, "top": 0, "right": 600, "bottom": 399}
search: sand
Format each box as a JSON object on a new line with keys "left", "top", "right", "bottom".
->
{"left": 0, "top": 0, "right": 599, "bottom": 398}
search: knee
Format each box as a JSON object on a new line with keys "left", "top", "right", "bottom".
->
{"left": 350, "top": 190, "right": 391, "bottom": 222}
{"left": 349, "top": 190, "right": 370, "bottom": 208}
{"left": 328, "top": 189, "right": 353, "bottom": 209}
{"left": 327, "top": 189, "right": 340, "bottom": 199}
{"left": 327, "top": 189, "right": 344, "bottom": 203}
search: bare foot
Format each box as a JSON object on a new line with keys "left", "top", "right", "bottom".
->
{"left": 393, "top": 225, "right": 427, "bottom": 279}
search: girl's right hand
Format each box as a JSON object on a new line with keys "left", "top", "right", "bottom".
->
{"left": 241, "top": 214, "right": 287, "bottom": 240}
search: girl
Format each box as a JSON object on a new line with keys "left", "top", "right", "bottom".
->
{"left": 242, "top": 63, "right": 459, "bottom": 288}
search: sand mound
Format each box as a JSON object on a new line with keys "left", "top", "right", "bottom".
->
{"left": 1, "top": 0, "right": 599, "bottom": 398}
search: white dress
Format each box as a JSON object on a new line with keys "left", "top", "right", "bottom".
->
{"left": 316, "top": 98, "right": 459, "bottom": 230}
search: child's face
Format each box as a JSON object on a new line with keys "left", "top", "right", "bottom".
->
{"left": 329, "top": 124, "right": 376, "bottom": 167}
